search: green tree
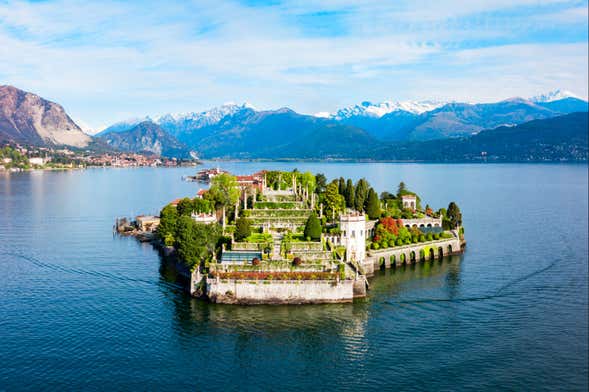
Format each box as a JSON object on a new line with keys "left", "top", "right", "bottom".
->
{"left": 207, "top": 173, "right": 240, "bottom": 226}
{"left": 299, "top": 171, "right": 316, "bottom": 194}
{"left": 446, "top": 202, "right": 462, "bottom": 229}
{"left": 397, "top": 181, "right": 406, "bottom": 196}
{"left": 303, "top": 212, "right": 322, "bottom": 241}
{"left": 193, "top": 198, "right": 212, "bottom": 214}
{"left": 315, "top": 173, "right": 327, "bottom": 194}
{"left": 354, "top": 178, "right": 369, "bottom": 212}
{"left": 175, "top": 216, "right": 222, "bottom": 270}
{"left": 365, "top": 188, "right": 381, "bottom": 219}
{"left": 338, "top": 177, "right": 346, "bottom": 195}
{"left": 324, "top": 182, "right": 345, "bottom": 221}
{"left": 157, "top": 204, "right": 179, "bottom": 241}
{"left": 177, "top": 197, "right": 194, "bottom": 216}
{"left": 344, "top": 179, "right": 355, "bottom": 208}
{"left": 234, "top": 217, "right": 252, "bottom": 241}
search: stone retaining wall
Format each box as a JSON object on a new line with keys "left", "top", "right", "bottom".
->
{"left": 206, "top": 278, "right": 355, "bottom": 304}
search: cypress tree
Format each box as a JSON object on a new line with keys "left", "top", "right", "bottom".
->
{"left": 344, "top": 179, "right": 355, "bottom": 208}
{"left": 338, "top": 177, "right": 346, "bottom": 195}
{"left": 354, "top": 178, "right": 369, "bottom": 212}
{"left": 365, "top": 188, "right": 381, "bottom": 219}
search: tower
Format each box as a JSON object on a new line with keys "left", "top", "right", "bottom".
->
{"left": 340, "top": 213, "right": 366, "bottom": 263}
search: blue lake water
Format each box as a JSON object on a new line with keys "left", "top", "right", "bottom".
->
{"left": 0, "top": 162, "right": 587, "bottom": 391}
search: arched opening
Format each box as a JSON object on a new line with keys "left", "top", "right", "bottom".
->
{"left": 390, "top": 255, "right": 396, "bottom": 267}
{"left": 419, "top": 224, "right": 425, "bottom": 228}
{"left": 412, "top": 224, "right": 417, "bottom": 228}
{"left": 429, "top": 248, "right": 435, "bottom": 260}
{"left": 379, "top": 256, "right": 385, "bottom": 270}
{"left": 410, "top": 251, "right": 416, "bottom": 262}
{"left": 438, "top": 247, "right": 443, "bottom": 259}
{"left": 405, "top": 225, "right": 410, "bottom": 228}
{"left": 400, "top": 253, "right": 406, "bottom": 264}
{"left": 419, "top": 249, "right": 426, "bottom": 261}
{"left": 427, "top": 224, "right": 432, "bottom": 228}
{"left": 447, "top": 244, "right": 453, "bottom": 254}
{"left": 434, "top": 223, "right": 439, "bottom": 227}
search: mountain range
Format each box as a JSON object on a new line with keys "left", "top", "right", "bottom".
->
{"left": 0, "top": 85, "right": 587, "bottom": 161}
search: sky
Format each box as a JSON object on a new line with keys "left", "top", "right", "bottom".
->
{"left": 0, "top": 0, "right": 587, "bottom": 132}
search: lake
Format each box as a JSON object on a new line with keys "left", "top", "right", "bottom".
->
{"left": 0, "top": 162, "right": 587, "bottom": 391}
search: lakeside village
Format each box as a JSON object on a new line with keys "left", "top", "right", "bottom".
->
{"left": 0, "top": 144, "right": 196, "bottom": 172}
{"left": 118, "top": 169, "right": 465, "bottom": 304}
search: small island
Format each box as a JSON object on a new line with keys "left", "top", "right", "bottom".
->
{"left": 119, "top": 170, "right": 465, "bottom": 304}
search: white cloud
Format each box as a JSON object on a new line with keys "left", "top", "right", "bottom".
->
{"left": 0, "top": 0, "right": 586, "bottom": 127}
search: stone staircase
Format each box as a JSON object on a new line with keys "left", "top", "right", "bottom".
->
{"left": 271, "top": 233, "right": 283, "bottom": 259}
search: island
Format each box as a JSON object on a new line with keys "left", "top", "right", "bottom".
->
{"left": 117, "top": 170, "right": 465, "bottom": 304}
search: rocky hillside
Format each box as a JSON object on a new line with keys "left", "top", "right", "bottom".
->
{"left": 0, "top": 85, "right": 91, "bottom": 147}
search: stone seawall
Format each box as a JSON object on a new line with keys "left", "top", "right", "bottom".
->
{"left": 206, "top": 279, "right": 355, "bottom": 304}
{"left": 362, "top": 236, "right": 463, "bottom": 276}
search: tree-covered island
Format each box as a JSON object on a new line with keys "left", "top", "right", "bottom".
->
{"left": 141, "top": 169, "right": 464, "bottom": 304}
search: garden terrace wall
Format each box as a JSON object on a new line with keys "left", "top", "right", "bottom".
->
{"left": 232, "top": 242, "right": 265, "bottom": 251}
{"left": 248, "top": 209, "right": 312, "bottom": 217}
{"left": 211, "top": 261, "right": 327, "bottom": 273}
{"left": 206, "top": 278, "right": 355, "bottom": 304}
{"left": 288, "top": 242, "right": 323, "bottom": 251}
{"left": 253, "top": 202, "right": 303, "bottom": 209}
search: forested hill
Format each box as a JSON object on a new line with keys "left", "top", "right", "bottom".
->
{"left": 369, "top": 112, "right": 588, "bottom": 162}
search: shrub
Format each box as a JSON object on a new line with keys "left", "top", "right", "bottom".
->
{"left": 251, "top": 257, "right": 260, "bottom": 266}
{"left": 292, "top": 257, "right": 302, "bottom": 266}
{"left": 381, "top": 240, "right": 388, "bottom": 248}
{"left": 419, "top": 234, "right": 426, "bottom": 242}
{"left": 234, "top": 217, "right": 252, "bottom": 241}
{"left": 396, "top": 238, "right": 403, "bottom": 246}
{"left": 426, "top": 233, "right": 433, "bottom": 241}
{"left": 303, "top": 212, "right": 322, "bottom": 241}
{"left": 372, "top": 242, "right": 380, "bottom": 250}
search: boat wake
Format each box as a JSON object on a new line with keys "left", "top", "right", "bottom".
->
{"left": 1, "top": 251, "right": 184, "bottom": 292}
{"left": 385, "top": 257, "right": 562, "bottom": 306}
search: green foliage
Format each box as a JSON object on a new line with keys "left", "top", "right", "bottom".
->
{"left": 299, "top": 171, "right": 316, "bottom": 194}
{"left": 157, "top": 204, "right": 179, "bottom": 241}
{"left": 176, "top": 197, "right": 194, "bottom": 216}
{"left": 175, "top": 216, "right": 222, "bottom": 270}
{"left": 254, "top": 201, "right": 297, "bottom": 209}
{"left": 446, "top": 202, "right": 462, "bottom": 229}
{"left": 0, "top": 146, "right": 30, "bottom": 169}
{"left": 324, "top": 182, "right": 345, "bottom": 220}
{"left": 365, "top": 187, "right": 381, "bottom": 219}
{"left": 245, "top": 233, "right": 273, "bottom": 243}
{"left": 338, "top": 177, "right": 346, "bottom": 195}
{"left": 397, "top": 181, "right": 406, "bottom": 196}
{"left": 303, "top": 212, "right": 322, "bottom": 241}
{"left": 344, "top": 179, "right": 355, "bottom": 208}
{"left": 354, "top": 178, "right": 369, "bottom": 212}
{"left": 234, "top": 217, "right": 252, "bottom": 241}
{"left": 207, "top": 173, "right": 240, "bottom": 210}
{"left": 315, "top": 173, "right": 327, "bottom": 194}
{"left": 193, "top": 198, "right": 212, "bottom": 214}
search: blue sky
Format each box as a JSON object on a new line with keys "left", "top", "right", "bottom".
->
{"left": 0, "top": 0, "right": 587, "bottom": 131}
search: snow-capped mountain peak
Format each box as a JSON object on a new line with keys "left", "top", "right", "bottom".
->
{"left": 530, "top": 89, "right": 580, "bottom": 103}
{"left": 321, "top": 100, "right": 446, "bottom": 119}
{"left": 154, "top": 102, "right": 255, "bottom": 127}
